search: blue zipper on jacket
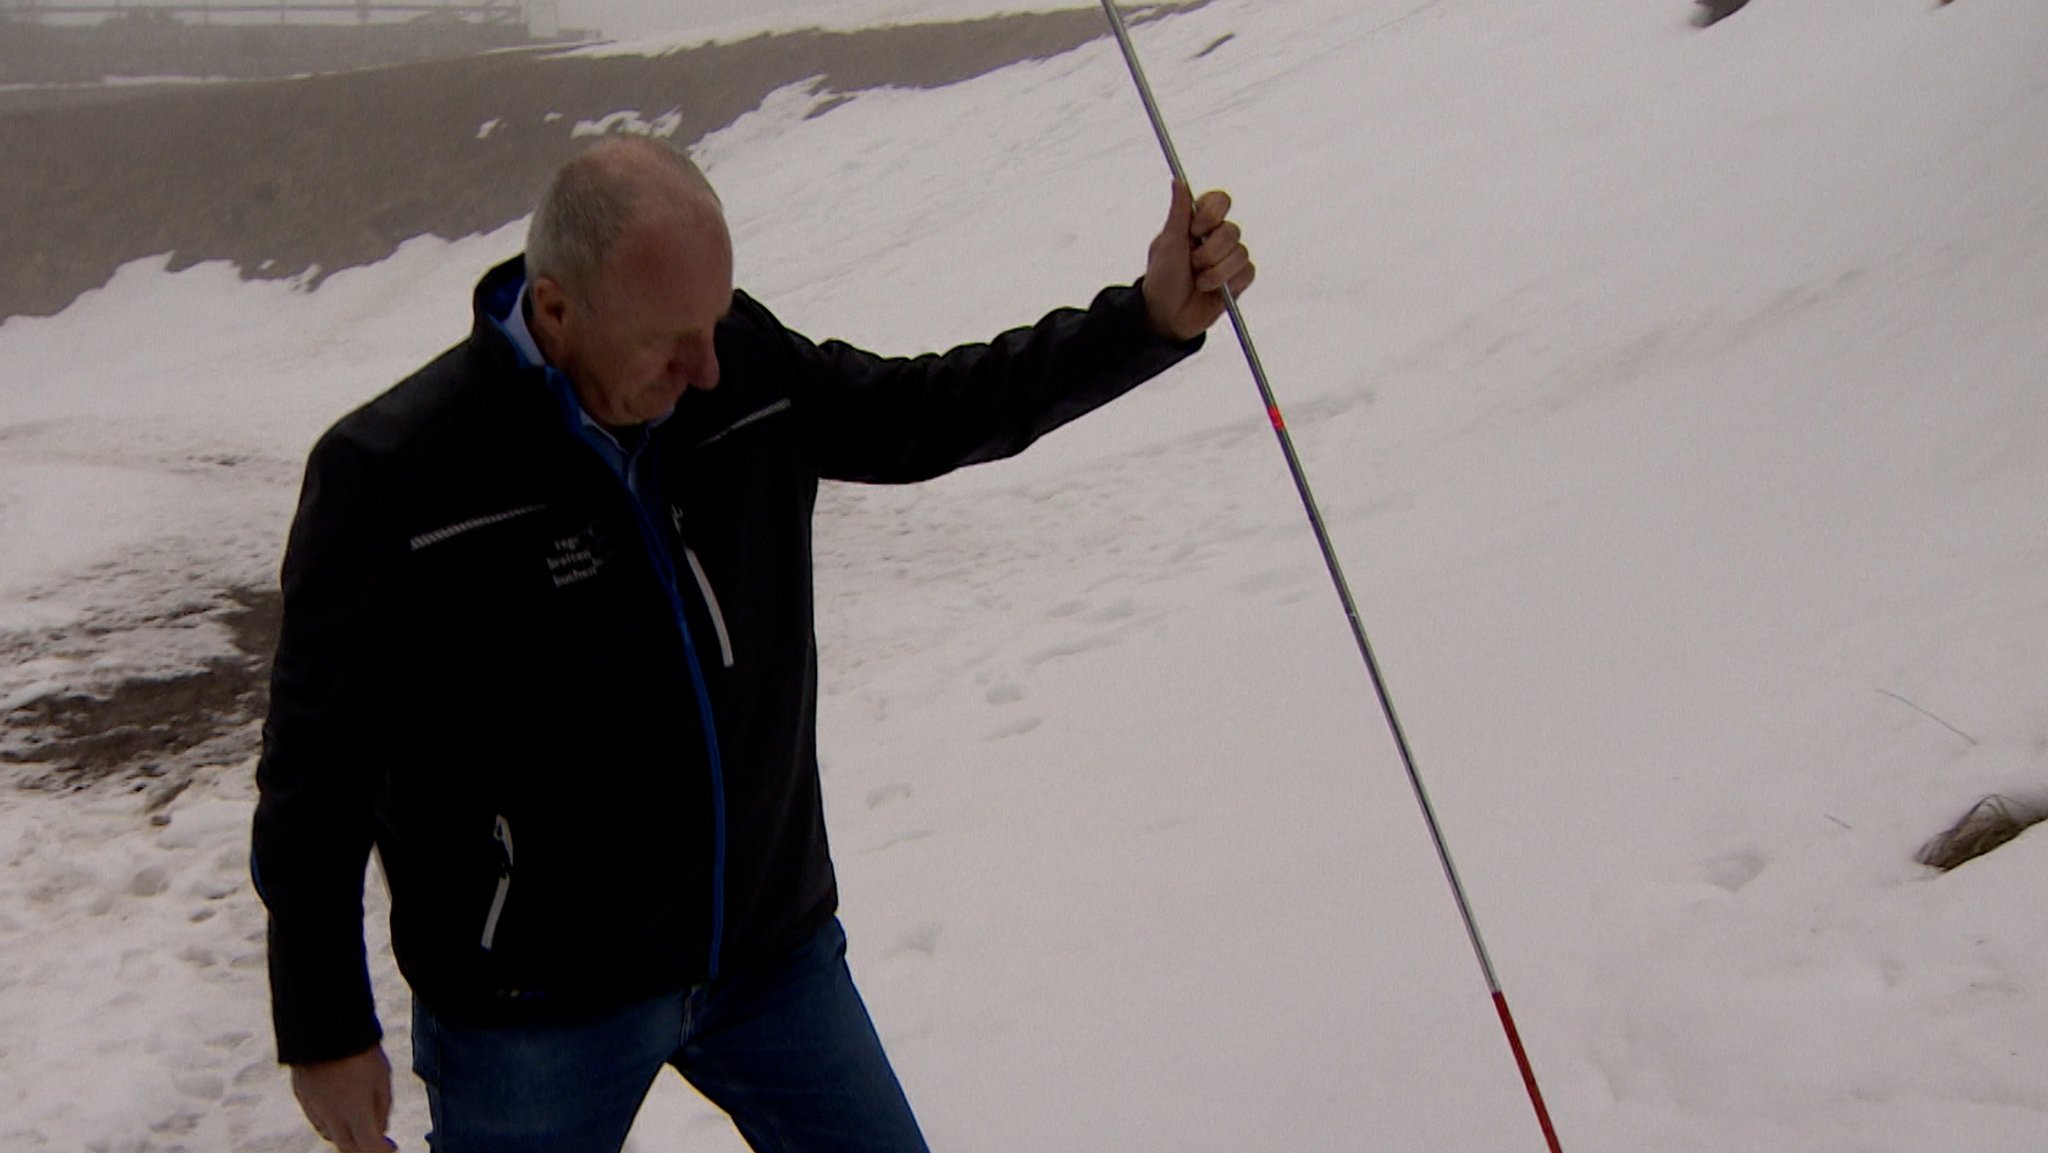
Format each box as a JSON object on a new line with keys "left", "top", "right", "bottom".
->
{"left": 596, "top": 433, "right": 729, "bottom": 982}
{"left": 488, "top": 298, "right": 729, "bottom": 980}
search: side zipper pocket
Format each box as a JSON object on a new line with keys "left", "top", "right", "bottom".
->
{"left": 481, "top": 815, "right": 514, "bottom": 951}
{"left": 682, "top": 545, "right": 736, "bottom": 670}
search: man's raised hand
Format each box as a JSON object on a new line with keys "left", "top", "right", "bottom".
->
{"left": 1142, "top": 181, "right": 1256, "bottom": 342}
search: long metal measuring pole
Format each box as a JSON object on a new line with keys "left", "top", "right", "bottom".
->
{"left": 1095, "top": 4, "right": 1564, "bottom": 1150}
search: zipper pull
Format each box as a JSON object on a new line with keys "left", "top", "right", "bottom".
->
{"left": 482, "top": 815, "right": 515, "bottom": 951}
{"left": 492, "top": 814, "right": 516, "bottom": 871}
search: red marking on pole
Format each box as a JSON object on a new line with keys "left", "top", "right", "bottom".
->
{"left": 1493, "top": 991, "right": 1564, "bottom": 1153}
{"left": 1267, "top": 404, "right": 1286, "bottom": 430}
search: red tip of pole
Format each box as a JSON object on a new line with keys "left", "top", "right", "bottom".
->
{"left": 1492, "top": 991, "right": 1565, "bottom": 1153}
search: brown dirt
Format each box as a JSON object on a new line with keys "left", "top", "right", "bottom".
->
{"left": 1, "top": 587, "right": 279, "bottom": 800}
{"left": 0, "top": 12, "right": 570, "bottom": 87}
{"left": 0, "top": 3, "right": 1204, "bottom": 321}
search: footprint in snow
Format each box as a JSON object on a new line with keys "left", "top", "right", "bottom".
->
{"left": 1088, "top": 597, "right": 1137, "bottom": 623}
{"left": 984, "top": 716, "right": 1043, "bottom": 741}
{"left": 863, "top": 829, "right": 936, "bottom": 854}
{"left": 1229, "top": 568, "right": 1302, "bottom": 599}
{"left": 1024, "top": 635, "right": 1112, "bottom": 667}
{"left": 865, "top": 783, "right": 912, "bottom": 809}
{"left": 150, "top": 1107, "right": 204, "bottom": 1135}
{"left": 1702, "top": 849, "right": 1768, "bottom": 894}
{"left": 172, "top": 1071, "right": 226, "bottom": 1102}
{"left": 886, "top": 922, "right": 941, "bottom": 959}
{"left": 127, "top": 865, "right": 170, "bottom": 898}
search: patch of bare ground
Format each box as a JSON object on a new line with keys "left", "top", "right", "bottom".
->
{"left": 1, "top": 588, "right": 279, "bottom": 804}
{"left": 0, "top": 3, "right": 1208, "bottom": 320}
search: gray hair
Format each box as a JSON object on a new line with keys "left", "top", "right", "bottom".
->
{"left": 525, "top": 137, "right": 720, "bottom": 299}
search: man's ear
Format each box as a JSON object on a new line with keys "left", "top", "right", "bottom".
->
{"left": 529, "top": 275, "right": 573, "bottom": 354}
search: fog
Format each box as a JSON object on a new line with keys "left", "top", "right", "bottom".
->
{"left": 556, "top": 0, "right": 1087, "bottom": 40}
{"left": 559, "top": 0, "right": 834, "bottom": 39}
{"left": 6, "top": 1, "right": 1066, "bottom": 43}
{"left": 1, "top": 0, "right": 1062, "bottom": 85}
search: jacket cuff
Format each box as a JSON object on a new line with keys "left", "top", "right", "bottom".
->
{"left": 267, "top": 918, "right": 384, "bottom": 1066}
{"left": 1118, "top": 277, "right": 1210, "bottom": 355}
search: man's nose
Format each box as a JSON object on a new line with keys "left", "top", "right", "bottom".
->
{"left": 672, "top": 335, "right": 720, "bottom": 391}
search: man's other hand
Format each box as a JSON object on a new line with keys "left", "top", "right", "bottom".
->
{"left": 291, "top": 1044, "right": 398, "bottom": 1152}
{"left": 1142, "top": 181, "right": 1256, "bottom": 342}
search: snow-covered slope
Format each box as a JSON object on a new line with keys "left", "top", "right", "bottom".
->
{"left": 1, "top": 1, "right": 2044, "bottom": 1150}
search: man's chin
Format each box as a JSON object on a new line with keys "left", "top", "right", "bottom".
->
{"left": 638, "top": 394, "right": 683, "bottom": 423}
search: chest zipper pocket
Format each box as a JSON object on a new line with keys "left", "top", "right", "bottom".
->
{"left": 682, "top": 545, "right": 735, "bottom": 670}
{"left": 670, "top": 506, "right": 735, "bottom": 670}
{"left": 481, "top": 815, "right": 514, "bottom": 951}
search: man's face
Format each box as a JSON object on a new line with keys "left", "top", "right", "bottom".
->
{"left": 535, "top": 202, "right": 735, "bottom": 427}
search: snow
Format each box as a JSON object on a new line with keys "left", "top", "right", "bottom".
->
{"left": 572, "top": 109, "right": 687, "bottom": 139}
{"left": 3, "top": 0, "right": 2047, "bottom": 1150}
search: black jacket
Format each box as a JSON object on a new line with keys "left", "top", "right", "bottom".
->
{"left": 252, "top": 256, "right": 1201, "bottom": 1065}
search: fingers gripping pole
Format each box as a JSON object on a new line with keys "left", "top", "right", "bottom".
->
{"left": 1095, "top": 5, "right": 1564, "bottom": 1151}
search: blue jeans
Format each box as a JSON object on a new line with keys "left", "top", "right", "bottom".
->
{"left": 410, "top": 918, "right": 930, "bottom": 1153}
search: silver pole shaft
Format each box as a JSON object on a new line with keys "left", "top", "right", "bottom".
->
{"left": 1097, "top": 0, "right": 1502, "bottom": 996}
{"left": 1094, "top": 10, "right": 1569, "bottom": 1150}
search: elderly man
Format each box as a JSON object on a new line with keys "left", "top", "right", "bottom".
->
{"left": 253, "top": 136, "right": 1253, "bottom": 1153}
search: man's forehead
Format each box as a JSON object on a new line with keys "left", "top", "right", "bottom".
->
{"left": 614, "top": 207, "right": 729, "bottom": 270}
{"left": 589, "top": 216, "right": 732, "bottom": 318}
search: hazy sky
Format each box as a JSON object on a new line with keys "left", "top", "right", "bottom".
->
{"left": 44, "top": 1, "right": 1062, "bottom": 45}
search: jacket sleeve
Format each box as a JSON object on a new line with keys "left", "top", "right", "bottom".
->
{"left": 250, "top": 426, "right": 402, "bottom": 1066}
{"left": 777, "top": 281, "right": 1204, "bottom": 484}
